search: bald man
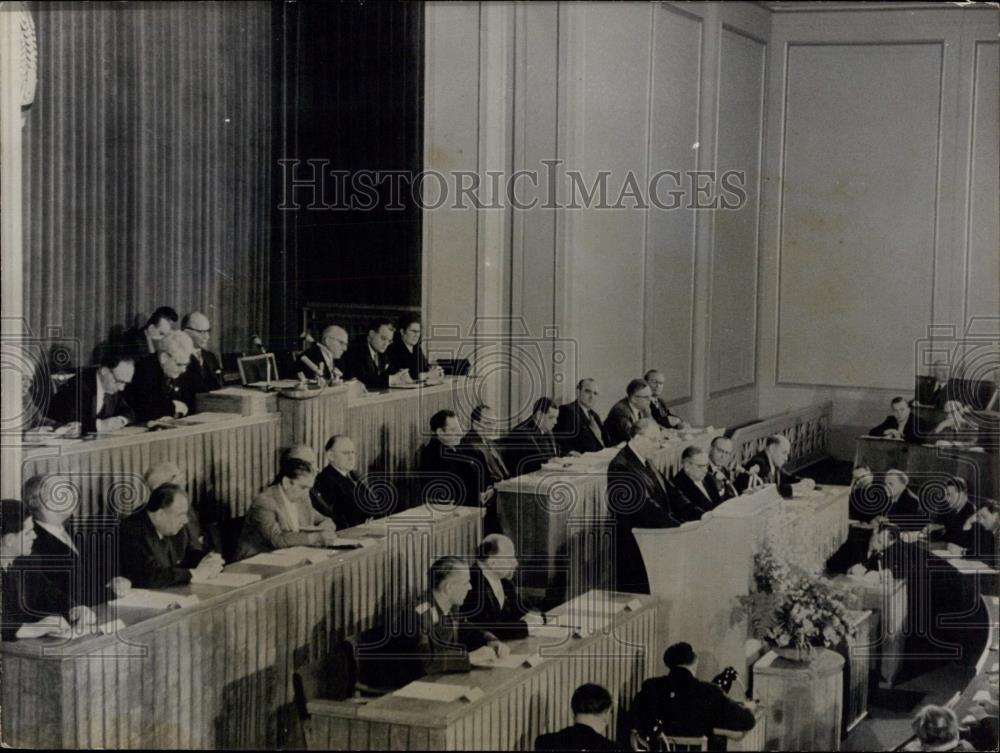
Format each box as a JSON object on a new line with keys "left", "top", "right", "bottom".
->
{"left": 460, "top": 534, "right": 539, "bottom": 640}
{"left": 297, "top": 325, "right": 348, "bottom": 382}
{"left": 182, "top": 312, "right": 224, "bottom": 393}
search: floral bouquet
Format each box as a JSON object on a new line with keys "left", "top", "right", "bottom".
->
{"left": 734, "top": 544, "right": 855, "bottom": 656}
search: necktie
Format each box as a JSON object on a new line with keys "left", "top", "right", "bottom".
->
{"left": 587, "top": 410, "right": 602, "bottom": 443}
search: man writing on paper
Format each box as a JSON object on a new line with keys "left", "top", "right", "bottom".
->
{"left": 45, "top": 349, "right": 136, "bottom": 435}
{"left": 235, "top": 457, "right": 337, "bottom": 560}
{"left": 119, "top": 484, "right": 223, "bottom": 588}
{"left": 870, "top": 397, "right": 921, "bottom": 442}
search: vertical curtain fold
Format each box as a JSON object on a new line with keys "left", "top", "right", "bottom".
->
{"left": 23, "top": 1, "right": 272, "bottom": 363}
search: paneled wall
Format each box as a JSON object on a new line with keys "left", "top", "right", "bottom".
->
{"left": 424, "top": 1, "right": 770, "bottom": 427}
{"left": 757, "top": 6, "right": 999, "bottom": 456}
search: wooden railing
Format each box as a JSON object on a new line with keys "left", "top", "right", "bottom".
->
{"left": 730, "top": 401, "right": 833, "bottom": 473}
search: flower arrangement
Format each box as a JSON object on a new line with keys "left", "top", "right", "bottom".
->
{"left": 733, "top": 544, "right": 855, "bottom": 657}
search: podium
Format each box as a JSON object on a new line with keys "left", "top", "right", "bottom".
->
{"left": 633, "top": 485, "right": 851, "bottom": 679}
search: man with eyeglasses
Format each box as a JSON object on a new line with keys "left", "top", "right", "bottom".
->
{"left": 297, "top": 324, "right": 348, "bottom": 382}
{"left": 644, "top": 369, "right": 690, "bottom": 430}
{"left": 670, "top": 446, "right": 720, "bottom": 512}
{"left": 46, "top": 348, "right": 136, "bottom": 435}
{"left": 604, "top": 378, "right": 654, "bottom": 446}
{"left": 126, "top": 330, "right": 197, "bottom": 424}
{"left": 554, "top": 378, "right": 606, "bottom": 455}
{"left": 706, "top": 436, "right": 739, "bottom": 503}
{"left": 181, "top": 311, "right": 224, "bottom": 393}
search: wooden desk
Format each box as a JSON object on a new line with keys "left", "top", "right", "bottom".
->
{"left": 730, "top": 402, "right": 831, "bottom": 473}
{"left": 21, "top": 412, "right": 282, "bottom": 519}
{"left": 304, "top": 591, "right": 667, "bottom": 751}
{"left": 0, "top": 505, "right": 482, "bottom": 750}
{"left": 853, "top": 435, "right": 998, "bottom": 500}
{"left": 495, "top": 429, "right": 723, "bottom": 601}
{"left": 348, "top": 377, "right": 478, "bottom": 502}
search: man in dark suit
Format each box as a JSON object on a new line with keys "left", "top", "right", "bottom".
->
{"left": 644, "top": 369, "right": 688, "bottom": 430}
{"left": 394, "top": 557, "right": 508, "bottom": 684}
{"left": 629, "top": 642, "right": 756, "bottom": 750}
{"left": 461, "top": 405, "right": 509, "bottom": 534}
{"left": 342, "top": 318, "right": 413, "bottom": 389}
{"left": 296, "top": 324, "right": 348, "bottom": 382}
{"left": 604, "top": 379, "right": 653, "bottom": 446}
{"left": 536, "top": 683, "right": 618, "bottom": 751}
{"left": 502, "top": 397, "right": 562, "bottom": 476}
{"left": 672, "top": 446, "right": 723, "bottom": 512}
{"left": 460, "top": 534, "right": 540, "bottom": 640}
{"left": 554, "top": 378, "right": 605, "bottom": 455}
{"left": 314, "top": 435, "right": 388, "bottom": 529}
{"left": 126, "top": 306, "right": 178, "bottom": 357}
{"left": 24, "top": 474, "right": 129, "bottom": 611}
{"left": 870, "top": 396, "right": 921, "bottom": 442}
{"left": 848, "top": 466, "right": 890, "bottom": 522}
{"left": 126, "top": 330, "right": 197, "bottom": 423}
{"left": 706, "top": 436, "right": 739, "bottom": 503}
{"left": 934, "top": 476, "right": 977, "bottom": 548}
{"left": 883, "top": 469, "right": 931, "bottom": 531}
{"left": 607, "top": 418, "right": 698, "bottom": 593}
{"left": 735, "top": 434, "right": 811, "bottom": 499}
{"left": 420, "top": 409, "right": 486, "bottom": 507}
{"left": 181, "top": 312, "right": 224, "bottom": 393}
{"left": 119, "top": 484, "right": 223, "bottom": 588}
{"left": 915, "top": 361, "right": 952, "bottom": 410}
{"left": 46, "top": 350, "right": 136, "bottom": 434}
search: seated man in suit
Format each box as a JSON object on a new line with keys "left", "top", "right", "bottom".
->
{"left": 870, "top": 396, "right": 921, "bottom": 442}
{"left": 24, "top": 474, "right": 130, "bottom": 611}
{"left": 0, "top": 498, "right": 86, "bottom": 641}
{"left": 142, "top": 459, "right": 211, "bottom": 550}
{"left": 882, "top": 469, "right": 931, "bottom": 531}
{"left": 386, "top": 315, "right": 443, "bottom": 382}
{"left": 181, "top": 312, "right": 224, "bottom": 393}
{"left": 826, "top": 518, "right": 898, "bottom": 576}
{"left": 736, "top": 435, "right": 813, "bottom": 499}
{"left": 554, "top": 378, "right": 606, "bottom": 455}
{"left": 126, "top": 330, "right": 197, "bottom": 423}
{"left": 915, "top": 360, "right": 952, "bottom": 410}
{"left": 342, "top": 318, "right": 413, "bottom": 389}
{"left": 967, "top": 498, "right": 999, "bottom": 565}
{"left": 236, "top": 457, "right": 338, "bottom": 559}
{"left": 503, "top": 397, "right": 562, "bottom": 476}
{"left": 604, "top": 379, "right": 653, "bottom": 446}
{"left": 119, "top": 484, "right": 223, "bottom": 588}
{"left": 420, "top": 409, "right": 486, "bottom": 507}
{"left": 397, "top": 556, "right": 509, "bottom": 682}
{"left": 848, "top": 466, "right": 889, "bottom": 523}
{"left": 934, "top": 476, "right": 977, "bottom": 548}
{"left": 644, "top": 369, "right": 689, "bottom": 430}
{"left": 536, "top": 683, "right": 618, "bottom": 751}
{"left": 45, "top": 349, "right": 136, "bottom": 434}
{"left": 672, "top": 446, "right": 723, "bottom": 512}
{"left": 461, "top": 405, "right": 509, "bottom": 534}
{"left": 629, "top": 642, "right": 756, "bottom": 751}
{"left": 314, "top": 435, "right": 387, "bottom": 529}
{"left": 706, "top": 436, "right": 739, "bottom": 503}
{"left": 460, "top": 534, "right": 540, "bottom": 640}
{"left": 127, "top": 306, "right": 178, "bottom": 356}
{"left": 296, "top": 324, "right": 348, "bottom": 382}
{"left": 608, "top": 418, "right": 698, "bottom": 593}
{"left": 932, "top": 400, "right": 981, "bottom": 443}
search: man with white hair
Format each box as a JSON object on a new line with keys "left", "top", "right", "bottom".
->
{"left": 296, "top": 324, "right": 348, "bottom": 382}
{"left": 736, "top": 434, "right": 813, "bottom": 499}
{"left": 126, "top": 330, "right": 197, "bottom": 423}
{"left": 460, "top": 534, "right": 540, "bottom": 640}
{"left": 181, "top": 311, "right": 224, "bottom": 393}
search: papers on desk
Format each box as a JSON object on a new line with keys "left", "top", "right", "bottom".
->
{"left": 16, "top": 615, "right": 72, "bottom": 640}
{"left": 242, "top": 546, "right": 333, "bottom": 568}
{"left": 528, "top": 624, "right": 573, "bottom": 639}
{"left": 483, "top": 653, "right": 544, "bottom": 669}
{"left": 393, "top": 681, "right": 482, "bottom": 703}
{"left": 111, "top": 589, "right": 200, "bottom": 610}
{"left": 389, "top": 381, "right": 424, "bottom": 390}
{"left": 325, "top": 537, "right": 373, "bottom": 550}
{"left": 191, "top": 571, "right": 263, "bottom": 588}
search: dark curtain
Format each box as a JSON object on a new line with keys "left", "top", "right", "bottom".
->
{"left": 23, "top": 1, "right": 273, "bottom": 364}
{"left": 283, "top": 0, "right": 423, "bottom": 324}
